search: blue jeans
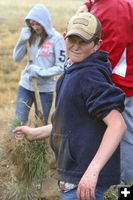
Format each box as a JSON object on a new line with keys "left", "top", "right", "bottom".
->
{"left": 60, "top": 186, "right": 108, "bottom": 200}
{"left": 16, "top": 85, "right": 53, "bottom": 124}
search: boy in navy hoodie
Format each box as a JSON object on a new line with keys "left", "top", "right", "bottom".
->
{"left": 15, "top": 13, "right": 126, "bottom": 200}
{"left": 77, "top": 0, "right": 133, "bottom": 183}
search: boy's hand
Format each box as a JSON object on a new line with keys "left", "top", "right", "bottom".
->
{"left": 77, "top": 167, "right": 99, "bottom": 200}
{"left": 14, "top": 126, "right": 35, "bottom": 141}
{"left": 20, "top": 27, "right": 31, "bottom": 41}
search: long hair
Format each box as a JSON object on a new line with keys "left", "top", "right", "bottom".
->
{"left": 26, "top": 20, "right": 48, "bottom": 47}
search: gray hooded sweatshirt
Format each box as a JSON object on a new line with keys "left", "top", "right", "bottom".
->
{"left": 13, "top": 4, "right": 66, "bottom": 92}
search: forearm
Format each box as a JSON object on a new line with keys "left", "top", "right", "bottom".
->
{"left": 38, "top": 66, "right": 64, "bottom": 77}
{"left": 88, "top": 110, "right": 126, "bottom": 173}
{"left": 31, "top": 124, "right": 52, "bottom": 140}
{"left": 13, "top": 26, "right": 31, "bottom": 61}
{"left": 77, "top": 110, "right": 126, "bottom": 199}
{"left": 15, "top": 124, "right": 52, "bottom": 141}
{"left": 13, "top": 41, "right": 27, "bottom": 61}
{"left": 28, "top": 64, "right": 64, "bottom": 78}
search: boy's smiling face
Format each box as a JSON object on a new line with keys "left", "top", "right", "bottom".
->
{"left": 65, "top": 35, "right": 99, "bottom": 63}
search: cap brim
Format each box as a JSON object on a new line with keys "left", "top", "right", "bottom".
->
{"left": 65, "top": 30, "right": 93, "bottom": 43}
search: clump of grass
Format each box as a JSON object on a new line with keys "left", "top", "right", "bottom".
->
{"left": 5, "top": 116, "right": 49, "bottom": 199}
{"left": 9, "top": 138, "right": 48, "bottom": 184}
{"left": 8, "top": 116, "right": 23, "bottom": 139}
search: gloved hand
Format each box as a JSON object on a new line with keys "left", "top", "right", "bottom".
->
{"left": 20, "top": 27, "right": 31, "bottom": 41}
{"left": 28, "top": 64, "right": 40, "bottom": 80}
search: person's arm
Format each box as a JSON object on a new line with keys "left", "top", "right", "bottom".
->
{"left": 14, "top": 124, "right": 52, "bottom": 141}
{"left": 77, "top": 109, "right": 126, "bottom": 200}
{"left": 13, "top": 27, "right": 31, "bottom": 62}
{"left": 76, "top": 0, "right": 94, "bottom": 13}
{"left": 27, "top": 37, "right": 66, "bottom": 78}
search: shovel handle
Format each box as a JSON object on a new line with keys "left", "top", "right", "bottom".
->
{"left": 32, "top": 77, "right": 45, "bottom": 124}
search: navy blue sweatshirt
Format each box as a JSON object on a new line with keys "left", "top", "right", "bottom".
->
{"left": 50, "top": 50, "right": 125, "bottom": 186}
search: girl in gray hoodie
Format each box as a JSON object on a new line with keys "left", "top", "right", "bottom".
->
{"left": 13, "top": 4, "right": 66, "bottom": 124}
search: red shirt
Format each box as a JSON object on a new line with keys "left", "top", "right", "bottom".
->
{"left": 84, "top": 0, "right": 133, "bottom": 96}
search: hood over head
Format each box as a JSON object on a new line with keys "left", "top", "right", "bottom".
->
{"left": 25, "top": 4, "right": 53, "bottom": 37}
